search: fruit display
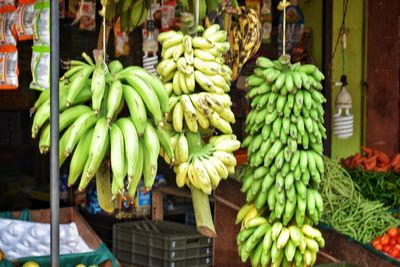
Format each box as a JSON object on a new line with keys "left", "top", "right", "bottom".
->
{"left": 100, "top": 0, "right": 151, "bottom": 32}
{"left": 205, "top": 4, "right": 262, "bottom": 81}
{"left": 30, "top": 53, "right": 172, "bottom": 212}
{"left": 156, "top": 24, "right": 240, "bottom": 236}
{"left": 237, "top": 55, "right": 327, "bottom": 266}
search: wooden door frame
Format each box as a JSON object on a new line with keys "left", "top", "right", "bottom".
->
{"left": 323, "top": 0, "right": 333, "bottom": 157}
{"left": 365, "top": 0, "right": 400, "bottom": 156}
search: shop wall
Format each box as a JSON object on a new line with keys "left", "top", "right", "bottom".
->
{"left": 296, "top": 0, "right": 366, "bottom": 159}
{"left": 330, "top": 0, "right": 366, "bottom": 159}
{"left": 297, "top": 0, "right": 323, "bottom": 69}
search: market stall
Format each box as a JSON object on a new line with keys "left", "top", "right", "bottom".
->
{"left": 0, "top": 0, "right": 399, "bottom": 266}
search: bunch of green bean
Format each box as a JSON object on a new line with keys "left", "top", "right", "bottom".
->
{"left": 347, "top": 168, "right": 400, "bottom": 208}
{"left": 321, "top": 157, "right": 399, "bottom": 243}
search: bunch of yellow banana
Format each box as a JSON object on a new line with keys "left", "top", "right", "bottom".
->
{"left": 158, "top": 25, "right": 235, "bottom": 134}
{"left": 235, "top": 55, "right": 326, "bottom": 266}
{"left": 156, "top": 24, "right": 239, "bottom": 188}
{"left": 157, "top": 24, "right": 231, "bottom": 95}
{"left": 167, "top": 92, "right": 234, "bottom": 135}
{"left": 205, "top": 6, "right": 262, "bottom": 81}
{"left": 31, "top": 54, "right": 172, "bottom": 212}
{"left": 159, "top": 131, "right": 240, "bottom": 195}
{"left": 235, "top": 204, "right": 325, "bottom": 267}
{"left": 156, "top": 25, "right": 239, "bottom": 235}
{"left": 101, "top": 0, "right": 150, "bottom": 32}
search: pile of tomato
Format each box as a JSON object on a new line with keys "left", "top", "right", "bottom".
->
{"left": 372, "top": 228, "right": 400, "bottom": 259}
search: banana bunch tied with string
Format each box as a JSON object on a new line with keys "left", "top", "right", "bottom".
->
{"left": 205, "top": 5, "right": 262, "bottom": 81}
{"left": 235, "top": 55, "right": 326, "bottom": 266}
{"left": 100, "top": 0, "right": 150, "bottom": 32}
{"left": 30, "top": 53, "right": 172, "bottom": 213}
{"left": 235, "top": 204, "right": 325, "bottom": 267}
{"left": 156, "top": 24, "right": 240, "bottom": 194}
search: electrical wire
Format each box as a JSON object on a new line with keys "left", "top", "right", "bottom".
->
{"left": 340, "top": 0, "right": 347, "bottom": 76}
{"left": 329, "top": 0, "right": 348, "bottom": 75}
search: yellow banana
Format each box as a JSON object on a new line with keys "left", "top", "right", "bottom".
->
{"left": 172, "top": 101, "right": 184, "bottom": 132}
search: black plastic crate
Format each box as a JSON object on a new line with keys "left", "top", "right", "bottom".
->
{"left": 118, "top": 254, "right": 213, "bottom": 267}
{"left": 113, "top": 220, "right": 213, "bottom": 267}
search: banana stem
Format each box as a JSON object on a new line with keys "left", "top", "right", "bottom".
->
{"left": 186, "top": 131, "right": 203, "bottom": 155}
{"left": 191, "top": 187, "right": 216, "bottom": 237}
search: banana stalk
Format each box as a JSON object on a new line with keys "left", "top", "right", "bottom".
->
{"left": 191, "top": 187, "right": 216, "bottom": 237}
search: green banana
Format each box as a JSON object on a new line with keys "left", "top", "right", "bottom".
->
{"left": 142, "top": 122, "right": 160, "bottom": 189}
{"left": 110, "top": 123, "right": 126, "bottom": 193}
{"left": 122, "top": 84, "right": 147, "bottom": 135}
{"left": 68, "top": 128, "right": 94, "bottom": 186}
{"left": 116, "top": 117, "right": 139, "bottom": 182}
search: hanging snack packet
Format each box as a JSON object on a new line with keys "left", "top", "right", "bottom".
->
{"left": 114, "top": 18, "right": 129, "bottom": 57}
{"left": 0, "top": 0, "right": 16, "bottom": 13}
{"left": 15, "top": 0, "right": 35, "bottom": 41}
{"left": 0, "top": 46, "right": 18, "bottom": 90}
{"left": 32, "top": 1, "right": 49, "bottom": 45}
{"left": 78, "top": 0, "right": 96, "bottom": 31}
{"left": 0, "top": 12, "right": 17, "bottom": 46}
{"left": 30, "top": 45, "right": 49, "bottom": 91}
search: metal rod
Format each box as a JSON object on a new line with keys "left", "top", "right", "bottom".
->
{"left": 50, "top": 0, "right": 60, "bottom": 265}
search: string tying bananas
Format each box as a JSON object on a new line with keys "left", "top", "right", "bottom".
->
{"left": 236, "top": 55, "right": 326, "bottom": 267}
{"left": 31, "top": 53, "right": 172, "bottom": 212}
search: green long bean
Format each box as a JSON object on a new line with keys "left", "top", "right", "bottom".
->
{"left": 321, "top": 157, "right": 399, "bottom": 243}
{"left": 347, "top": 167, "right": 400, "bottom": 208}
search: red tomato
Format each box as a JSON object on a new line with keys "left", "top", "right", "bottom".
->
{"left": 375, "top": 244, "right": 383, "bottom": 251}
{"left": 374, "top": 237, "right": 382, "bottom": 243}
{"left": 395, "top": 244, "right": 400, "bottom": 250}
{"left": 388, "top": 228, "right": 398, "bottom": 237}
{"left": 390, "top": 239, "right": 397, "bottom": 246}
{"left": 372, "top": 240, "right": 381, "bottom": 248}
{"left": 390, "top": 248, "right": 400, "bottom": 258}
{"left": 383, "top": 245, "right": 391, "bottom": 253}
{"left": 381, "top": 234, "right": 390, "bottom": 245}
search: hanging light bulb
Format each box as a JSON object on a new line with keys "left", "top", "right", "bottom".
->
{"left": 333, "top": 75, "right": 354, "bottom": 139}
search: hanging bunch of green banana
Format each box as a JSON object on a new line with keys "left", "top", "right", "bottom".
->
{"left": 235, "top": 204, "right": 325, "bottom": 267}
{"left": 205, "top": 4, "right": 262, "bottom": 81}
{"left": 100, "top": 0, "right": 150, "bottom": 32}
{"left": 156, "top": 24, "right": 239, "bottom": 237}
{"left": 177, "top": 0, "right": 222, "bottom": 27}
{"left": 31, "top": 53, "right": 172, "bottom": 212}
{"left": 157, "top": 24, "right": 234, "bottom": 134}
{"left": 236, "top": 55, "right": 327, "bottom": 266}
